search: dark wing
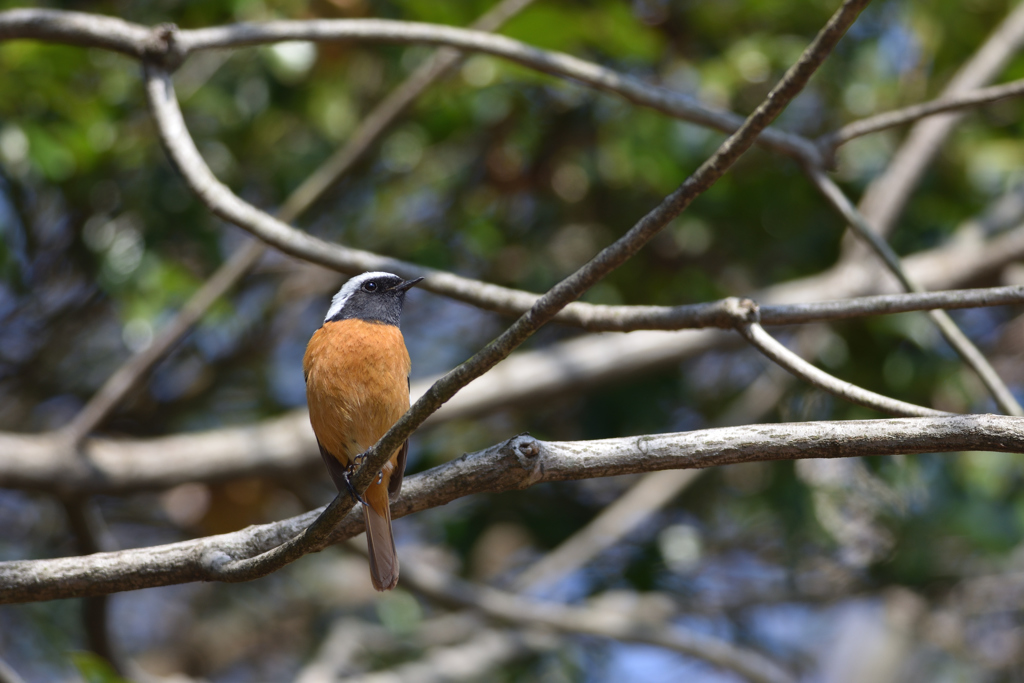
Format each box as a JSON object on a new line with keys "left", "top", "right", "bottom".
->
{"left": 388, "top": 440, "right": 408, "bottom": 502}
{"left": 388, "top": 375, "right": 411, "bottom": 501}
{"left": 317, "top": 438, "right": 351, "bottom": 493}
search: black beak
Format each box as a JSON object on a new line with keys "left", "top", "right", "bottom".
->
{"left": 394, "top": 276, "right": 424, "bottom": 293}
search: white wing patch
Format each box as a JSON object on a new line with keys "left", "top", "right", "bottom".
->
{"left": 324, "top": 271, "right": 397, "bottom": 322}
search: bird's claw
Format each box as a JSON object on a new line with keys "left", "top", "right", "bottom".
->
{"left": 343, "top": 456, "right": 368, "bottom": 506}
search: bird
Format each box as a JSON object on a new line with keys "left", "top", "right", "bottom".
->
{"left": 303, "top": 271, "right": 423, "bottom": 591}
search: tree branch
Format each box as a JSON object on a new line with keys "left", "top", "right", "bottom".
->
{"left": 819, "top": 77, "right": 1024, "bottom": 154}
{"left": 736, "top": 315, "right": 949, "bottom": 417}
{"left": 3, "top": 414, "right": 1024, "bottom": 603}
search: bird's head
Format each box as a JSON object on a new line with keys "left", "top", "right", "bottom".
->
{"left": 324, "top": 271, "right": 424, "bottom": 326}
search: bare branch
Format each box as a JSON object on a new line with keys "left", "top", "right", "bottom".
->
{"left": 758, "top": 285, "right": 1024, "bottom": 325}
{"left": 820, "top": 77, "right": 1024, "bottom": 152}
{"left": 137, "top": 43, "right": 817, "bottom": 322}
{"left": 0, "top": 9, "right": 819, "bottom": 164}
{"left": 503, "top": 285, "right": 1024, "bottom": 333}
{"left": 0, "top": 9, "right": 157, "bottom": 59}
{"left": 4, "top": 413, "right": 1024, "bottom": 601}
{"left": 809, "top": 167, "right": 1024, "bottom": 416}
{"left": 737, "top": 316, "right": 949, "bottom": 418}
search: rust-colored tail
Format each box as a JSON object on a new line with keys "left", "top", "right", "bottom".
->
{"left": 362, "top": 500, "right": 399, "bottom": 591}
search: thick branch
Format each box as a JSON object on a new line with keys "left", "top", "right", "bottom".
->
{"left": 2, "top": 414, "right": 1024, "bottom": 603}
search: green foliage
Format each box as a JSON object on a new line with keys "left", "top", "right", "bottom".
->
{"left": 69, "top": 652, "right": 130, "bottom": 683}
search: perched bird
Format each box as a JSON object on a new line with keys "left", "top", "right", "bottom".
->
{"left": 303, "top": 271, "right": 423, "bottom": 591}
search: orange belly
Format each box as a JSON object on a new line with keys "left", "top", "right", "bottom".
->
{"left": 304, "top": 318, "right": 410, "bottom": 460}
{"left": 304, "top": 319, "right": 411, "bottom": 502}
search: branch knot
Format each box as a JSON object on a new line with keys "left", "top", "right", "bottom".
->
{"left": 722, "top": 297, "right": 760, "bottom": 326}
{"left": 144, "top": 23, "right": 186, "bottom": 70}
{"left": 503, "top": 433, "right": 541, "bottom": 468}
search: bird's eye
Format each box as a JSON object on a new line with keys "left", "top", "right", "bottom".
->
{"left": 363, "top": 281, "right": 378, "bottom": 292}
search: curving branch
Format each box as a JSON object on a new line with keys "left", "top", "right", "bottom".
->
{"left": 3, "top": 414, "right": 1024, "bottom": 604}
{"left": 736, "top": 316, "right": 949, "bottom": 418}
{"left": 809, "top": 167, "right": 1024, "bottom": 416}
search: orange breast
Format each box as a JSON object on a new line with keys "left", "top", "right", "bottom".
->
{"left": 304, "top": 319, "right": 411, "bottom": 467}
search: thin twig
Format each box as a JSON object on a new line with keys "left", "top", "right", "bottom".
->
{"left": 820, "top": 77, "right": 1024, "bottom": 153}
{"left": 809, "top": 167, "right": 1024, "bottom": 416}
{"left": 758, "top": 285, "right": 1024, "bottom": 324}
{"left": 737, "top": 317, "right": 950, "bottom": 418}
{"left": 60, "top": 239, "right": 265, "bottom": 444}
{"left": 4, "top": 413, "right": 1024, "bottom": 603}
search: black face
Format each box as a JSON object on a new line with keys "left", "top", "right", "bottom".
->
{"left": 328, "top": 274, "right": 421, "bottom": 327}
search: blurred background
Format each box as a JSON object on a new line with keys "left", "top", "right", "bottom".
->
{"left": 3, "top": 0, "right": 1024, "bottom": 680}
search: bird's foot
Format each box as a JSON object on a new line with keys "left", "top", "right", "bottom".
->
{"left": 343, "top": 456, "right": 368, "bottom": 506}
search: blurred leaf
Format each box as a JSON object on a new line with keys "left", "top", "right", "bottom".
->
{"left": 69, "top": 652, "right": 130, "bottom": 683}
